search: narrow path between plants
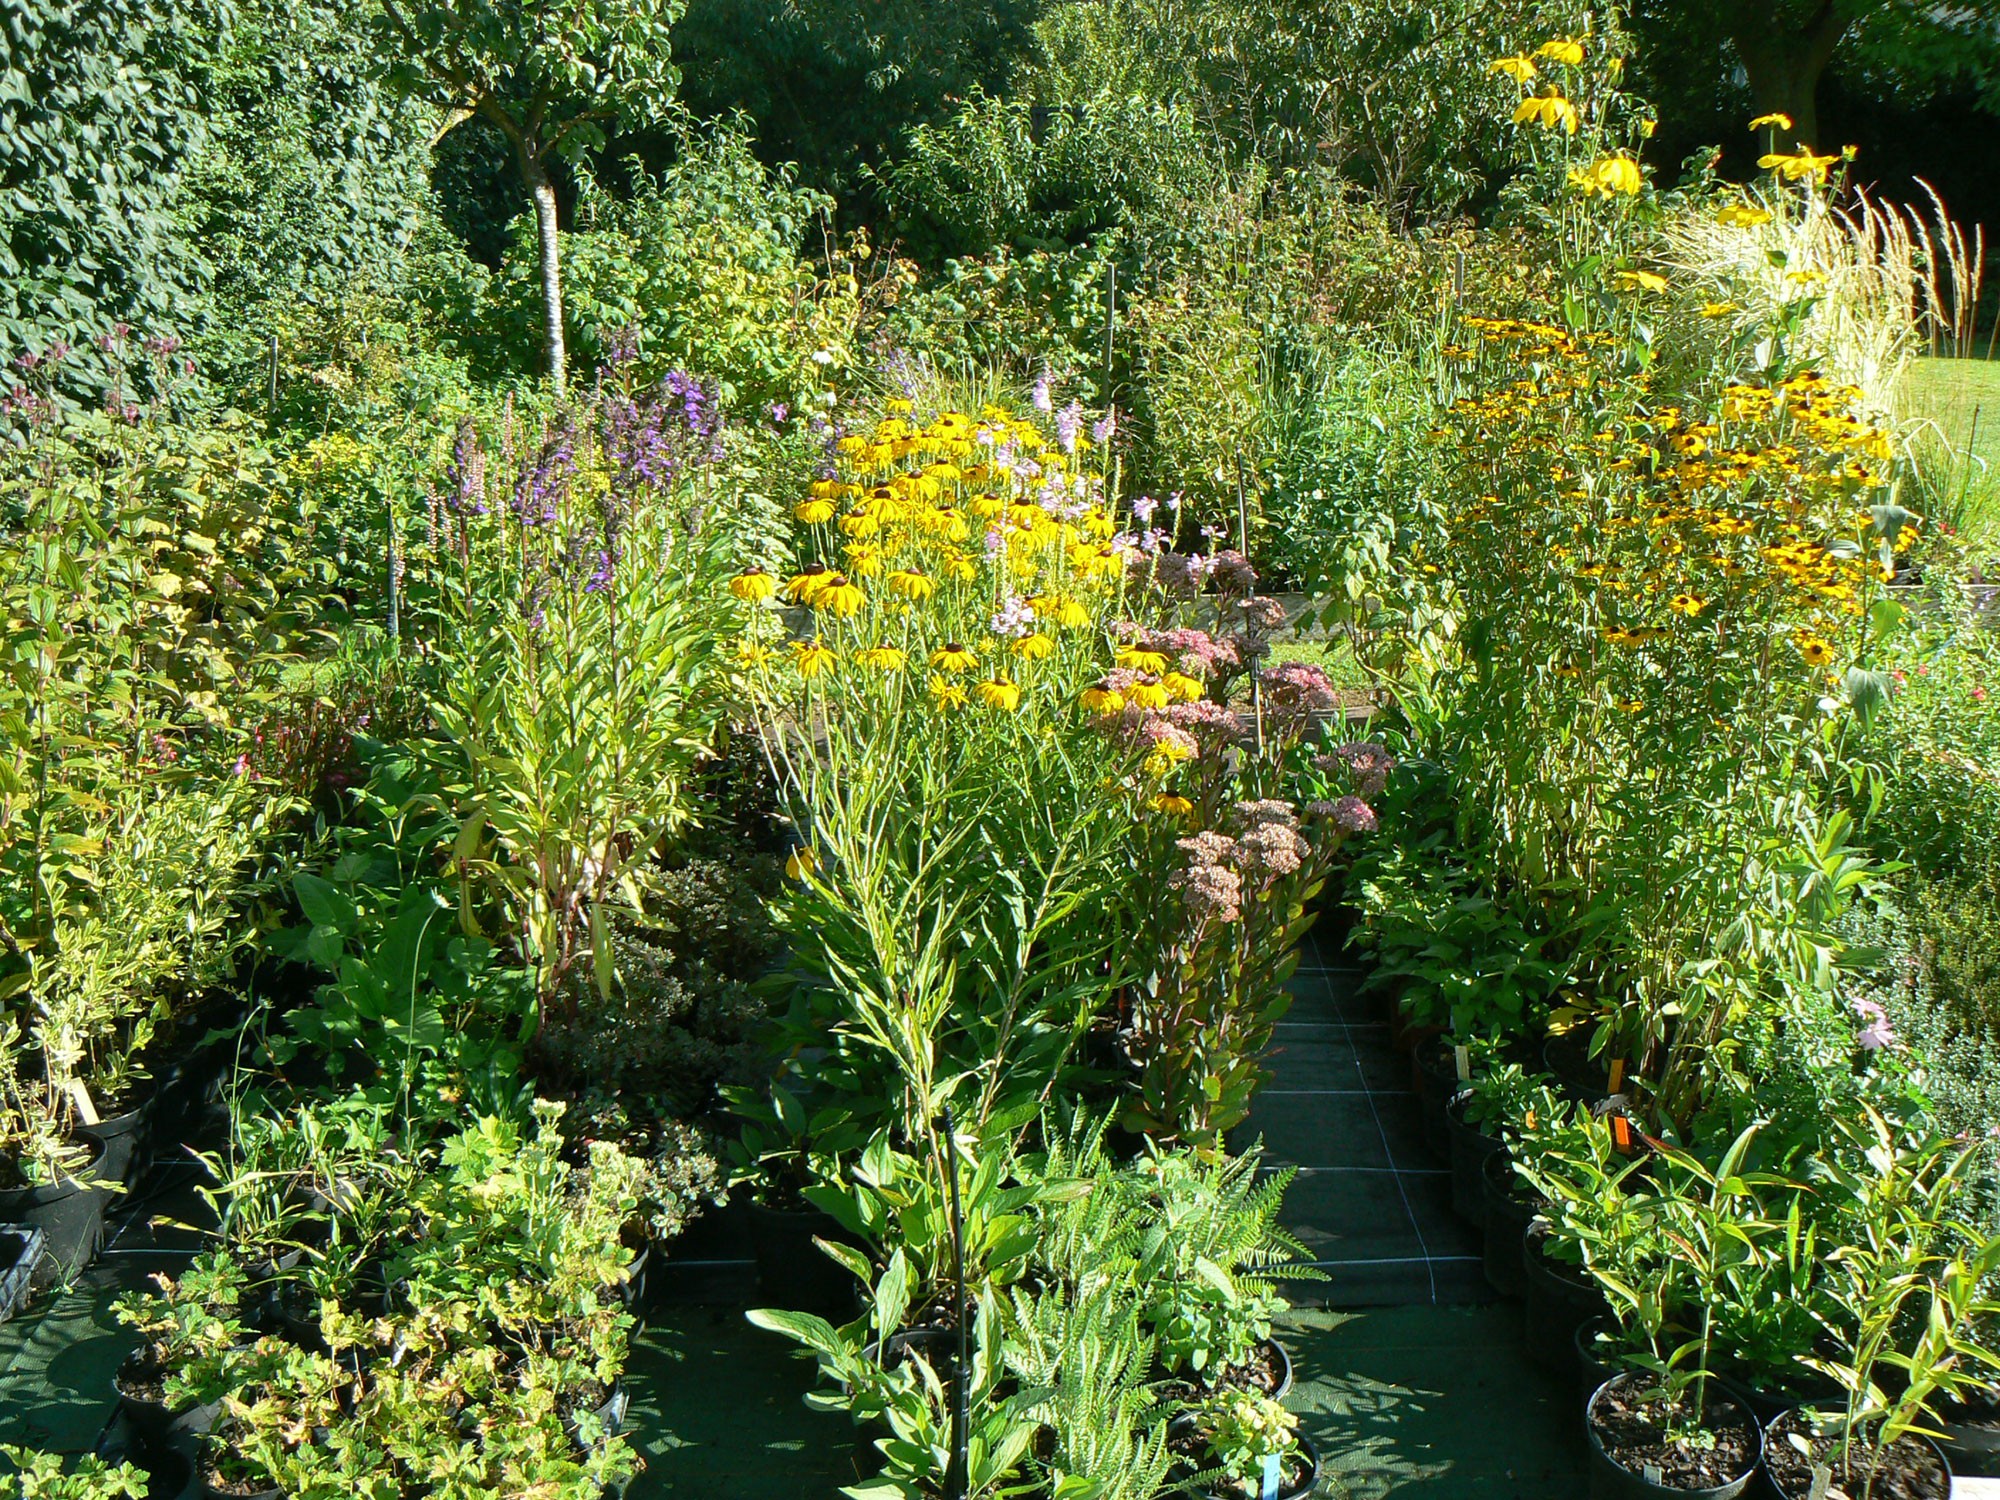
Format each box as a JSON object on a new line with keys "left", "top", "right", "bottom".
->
{"left": 1242, "top": 932, "right": 1485, "bottom": 1306}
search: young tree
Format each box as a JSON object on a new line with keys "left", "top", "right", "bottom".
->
{"left": 371, "top": 0, "right": 685, "bottom": 394}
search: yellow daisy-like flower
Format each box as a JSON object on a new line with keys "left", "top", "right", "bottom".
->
{"left": 1748, "top": 112, "right": 1793, "bottom": 132}
{"left": 1036, "top": 594, "right": 1091, "bottom": 629}
{"left": 1162, "top": 671, "right": 1205, "bottom": 703}
{"left": 931, "top": 643, "right": 979, "bottom": 673}
{"left": 1570, "top": 154, "right": 1642, "bottom": 197}
{"left": 1079, "top": 684, "right": 1125, "bottom": 715}
{"left": 733, "top": 640, "right": 773, "bottom": 667}
{"left": 1700, "top": 301, "right": 1739, "bottom": 318}
{"left": 1602, "top": 627, "right": 1640, "bottom": 648}
{"left": 795, "top": 499, "right": 836, "bottom": 524}
{"left": 1152, "top": 793, "right": 1195, "bottom": 819}
{"left": 976, "top": 678, "right": 1022, "bottom": 712}
{"left": 729, "top": 570, "right": 777, "bottom": 603}
{"left": 1716, "top": 203, "right": 1773, "bottom": 229}
{"left": 785, "top": 565, "right": 833, "bottom": 604}
{"left": 928, "top": 674, "right": 968, "bottom": 711}
{"left": 792, "top": 640, "right": 836, "bottom": 678}
{"left": 1116, "top": 646, "right": 1171, "bottom": 674}
{"left": 887, "top": 569, "right": 936, "bottom": 602}
{"left": 1513, "top": 90, "right": 1579, "bottom": 134}
{"left": 857, "top": 645, "right": 907, "bottom": 672}
{"left": 1488, "top": 54, "right": 1537, "bottom": 82}
{"left": 1759, "top": 148, "right": 1840, "bottom": 183}
{"left": 785, "top": 847, "right": 817, "bottom": 880}
{"left": 1128, "top": 678, "right": 1171, "bottom": 710}
{"left": 941, "top": 551, "right": 978, "bottom": 583}
{"left": 814, "top": 576, "right": 866, "bottom": 618}
{"left": 1012, "top": 632, "right": 1056, "bottom": 661}
{"left": 1669, "top": 593, "right": 1705, "bottom": 617}
{"left": 1796, "top": 635, "right": 1835, "bottom": 668}
{"left": 1534, "top": 37, "right": 1584, "bottom": 65}
{"left": 1612, "top": 269, "right": 1669, "bottom": 294}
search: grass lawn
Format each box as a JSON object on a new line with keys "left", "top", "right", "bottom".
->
{"left": 1902, "top": 355, "right": 2000, "bottom": 543}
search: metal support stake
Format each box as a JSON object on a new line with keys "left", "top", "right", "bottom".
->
{"left": 940, "top": 1107, "right": 970, "bottom": 1500}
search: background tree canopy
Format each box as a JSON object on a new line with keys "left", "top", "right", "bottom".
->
{"left": 2, "top": 0, "right": 1994, "bottom": 397}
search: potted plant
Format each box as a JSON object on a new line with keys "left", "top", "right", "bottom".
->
{"left": 1763, "top": 1119, "right": 2000, "bottom": 1500}
{"left": 0, "top": 1445, "right": 148, "bottom": 1499}
{"left": 1585, "top": 1372, "right": 1760, "bottom": 1499}
{"left": 1174, "top": 1389, "right": 1319, "bottom": 1500}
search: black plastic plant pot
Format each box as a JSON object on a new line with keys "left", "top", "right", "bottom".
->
{"left": 196, "top": 1454, "right": 281, "bottom": 1500}
{"left": 1444, "top": 1090, "right": 1504, "bottom": 1228}
{"left": 746, "top": 1201, "right": 859, "bottom": 1316}
{"left": 1760, "top": 1408, "right": 1952, "bottom": 1500}
{"left": 617, "top": 1240, "right": 652, "bottom": 1311}
{"left": 1939, "top": 1393, "right": 2000, "bottom": 1477}
{"left": 1576, "top": 1317, "right": 1626, "bottom": 1409}
{"left": 1200, "top": 1434, "right": 1321, "bottom": 1500}
{"left": 0, "top": 1224, "right": 43, "bottom": 1324}
{"left": 73, "top": 1095, "right": 153, "bottom": 1187}
{"left": 1543, "top": 1030, "right": 1610, "bottom": 1104}
{"left": 1521, "top": 1222, "right": 1607, "bottom": 1378}
{"left": 1584, "top": 1375, "right": 1759, "bottom": 1500}
{"left": 1710, "top": 1365, "right": 1842, "bottom": 1429}
{"left": 114, "top": 1349, "right": 219, "bottom": 1455}
{"left": 566, "top": 1381, "right": 629, "bottom": 1454}
{"left": 9, "top": 1138, "right": 112, "bottom": 1292}
{"left": 1480, "top": 1149, "right": 1538, "bottom": 1299}
{"left": 1411, "top": 1037, "right": 1458, "bottom": 1161}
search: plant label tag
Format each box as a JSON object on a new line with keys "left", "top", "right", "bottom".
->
{"left": 68, "top": 1078, "right": 100, "bottom": 1127}
{"left": 1808, "top": 1464, "right": 1831, "bottom": 1500}
{"left": 1643, "top": 1466, "right": 1663, "bottom": 1485}
{"left": 1260, "top": 1455, "right": 1281, "bottom": 1500}
{"left": 1524, "top": 1108, "right": 1537, "bottom": 1131}
{"left": 1454, "top": 1044, "right": 1470, "bottom": 1081}
{"left": 1607, "top": 1058, "right": 1626, "bottom": 1092}
{"left": 1613, "top": 1115, "right": 1633, "bottom": 1152}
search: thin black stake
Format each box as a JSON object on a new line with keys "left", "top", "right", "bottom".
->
{"left": 941, "top": 1107, "right": 970, "bottom": 1500}
{"left": 1103, "top": 260, "right": 1117, "bottom": 401}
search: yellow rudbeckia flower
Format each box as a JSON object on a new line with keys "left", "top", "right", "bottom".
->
{"left": 1128, "top": 678, "right": 1171, "bottom": 710}
{"left": 729, "top": 570, "right": 777, "bottom": 603}
{"left": 1747, "top": 112, "right": 1793, "bottom": 132}
{"left": 792, "top": 640, "right": 836, "bottom": 678}
{"left": 814, "top": 576, "right": 866, "bottom": 618}
{"left": 928, "top": 674, "right": 968, "bottom": 710}
{"left": 785, "top": 847, "right": 817, "bottom": 880}
{"left": 976, "top": 678, "right": 1022, "bottom": 712}
{"left": 1759, "top": 148, "right": 1840, "bottom": 183}
{"left": 1151, "top": 793, "right": 1195, "bottom": 819}
{"left": 857, "top": 645, "right": 907, "bottom": 671}
{"left": 1612, "top": 269, "right": 1669, "bottom": 294}
{"left": 1513, "top": 90, "right": 1579, "bottom": 134}
{"left": 1012, "top": 632, "right": 1056, "bottom": 660}
{"left": 785, "top": 564, "right": 834, "bottom": 604}
{"left": 1535, "top": 37, "right": 1584, "bottom": 65}
{"left": 1116, "top": 646, "right": 1170, "bottom": 674}
{"left": 795, "top": 498, "right": 836, "bottom": 524}
{"left": 931, "top": 643, "right": 979, "bottom": 673}
{"left": 1570, "top": 154, "right": 1643, "bottom": 197}
{"left": 1162, "top": 671, "right": 1205, "bottom": 702}
{"left": 1079, "top": 684, "right": 1125, "bottom": 715}
{"left": 1716, "top": 203, "right": 1774, "bottom": 228}
{"left": 887, "top": 569, "right": 936, "bottom": 601}
{"left": 1489, "top": 54, "right": 1537, "bottom": 82}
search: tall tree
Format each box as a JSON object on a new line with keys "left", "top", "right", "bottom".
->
{"left": 371, "top": 0, "right": 685, "bottom": 394}
{"left": 1636, "top": 0, "right": 2000, "bottom": 152}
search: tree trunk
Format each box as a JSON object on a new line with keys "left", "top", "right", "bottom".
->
{"left": 520, "top": 150, "right": 567, "bottom": 398}
{"left": 1726, "top": 0, "right": 1853, "bottom": 152}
